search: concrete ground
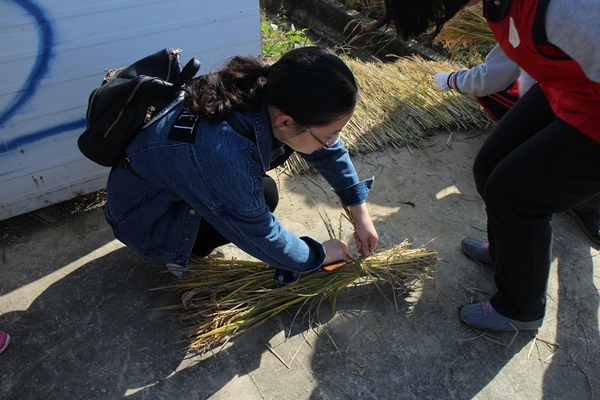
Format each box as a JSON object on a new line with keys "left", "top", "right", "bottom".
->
{"left": 1, "top": 131, "right": 599, "bottom": 399}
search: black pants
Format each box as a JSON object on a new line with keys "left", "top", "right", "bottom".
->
{"left": 191, "top": 146, "right": 294, "bottom": 257}
{"left": 477, "top": 85, "right": 600, "bottom": 212}
{"left": 473, "top": 84, "right": 600, "bottom": 321}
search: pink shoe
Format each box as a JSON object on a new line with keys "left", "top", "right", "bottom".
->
{"left": 0, "top": 330, "right": 11, "bottom": 354}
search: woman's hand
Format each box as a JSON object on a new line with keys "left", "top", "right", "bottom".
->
{"left": 349, "top": 203, "right": 379, "bottom": 256}
{"left": 322, "top": 239, "right": 349, "bottom": 265}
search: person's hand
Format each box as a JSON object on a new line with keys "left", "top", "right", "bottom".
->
{"left": 434, "top": 72, "right": 453, "bottom": 91}
{"left": 349, "top": 203, "right": 379, "bottom": 256}
{"left": 322, "top": 239, "right": 349, "bottom": 265}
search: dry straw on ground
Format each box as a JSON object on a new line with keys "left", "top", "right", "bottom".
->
{"left": 435, "top": 4, "right": 496, "bottom": 52}
{"left": 281, "top": 3, "right": 497, "bottom": 175}
{"left": 155, "top": 209, "right": 440, "bottom": 354}
{"left": 284, "top": 55, "right": 493, "bottom": 174}
{"left": 156, "top": 239, "right": 439, "bottom": 354}
{"left": 346, "top": 56, "right": 491, "bottom": 149}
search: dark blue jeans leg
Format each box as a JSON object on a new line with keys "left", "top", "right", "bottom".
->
{"left": 191, "top": 174, "right": 279, "bottom": 257}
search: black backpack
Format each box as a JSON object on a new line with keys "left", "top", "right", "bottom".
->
{"left": 78, "top": 48, "right": 201, "bottom": 167}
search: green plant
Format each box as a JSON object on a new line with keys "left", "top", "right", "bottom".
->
{"left": 261, "top": 12, "right": 313, "bottom": 60}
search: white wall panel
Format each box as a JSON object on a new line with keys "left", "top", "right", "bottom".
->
{"left": 0, "top": 0, "right": 261, "bottom": 220}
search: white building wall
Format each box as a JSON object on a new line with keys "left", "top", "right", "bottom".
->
{"left": 0, "top": 0, "right": 261, "bottom": 220}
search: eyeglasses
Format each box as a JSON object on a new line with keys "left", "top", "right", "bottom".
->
{"left": 303, "top": 126, "right": 341, "bottom": 149}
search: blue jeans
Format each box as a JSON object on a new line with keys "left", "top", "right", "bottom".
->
{"left": 192, "top": 174, "right": 280, "bottom": 257}
{"left": 192, "top": 146, "right": 293, "bottom": 258}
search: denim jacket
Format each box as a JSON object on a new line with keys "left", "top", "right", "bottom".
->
{"left": 103, "top": 101, "right": 373, "bottom": 283}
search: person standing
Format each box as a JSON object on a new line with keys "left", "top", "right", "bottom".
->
{"left": 434, "top": 44, "right": 600, "bottom": 247}
{"left": 368, "top": 0, "right": 600, "bottom": 330}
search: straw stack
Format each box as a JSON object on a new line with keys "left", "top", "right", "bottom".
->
{"left": 283, "top": 55, "right": 493, "bottom": 174}
{"left": 156, "top": 240, "right": 439, "bottom": 354}
{"left": 435, "top": 4, "right": 496, "bottom": 52}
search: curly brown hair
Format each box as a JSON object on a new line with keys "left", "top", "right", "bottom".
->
{"left": 184, "top": 47, "right": 358, "bottom": 126}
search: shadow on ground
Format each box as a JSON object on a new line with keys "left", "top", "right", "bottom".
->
{"left": 1, "top": 132, "right": 598, "bottom": 399}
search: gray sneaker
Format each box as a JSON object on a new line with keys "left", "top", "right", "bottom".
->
{"left": 460, "top": 301, "right": 543, "bottom": 331}
{"left": 461, "top": 237, "right": 493, "bottom": 265}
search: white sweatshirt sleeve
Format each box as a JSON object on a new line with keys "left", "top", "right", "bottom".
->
{"left": 546, "top": 0, "right": 600, "bottom": 83}
{"left": 451, "top": 44, "right": 520, "bottom": 97}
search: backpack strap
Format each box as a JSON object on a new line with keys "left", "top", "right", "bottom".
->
{"left": 119, "top": 113, "right": 253, "bottom": 181}
{"left": 141, "top": 96, "right": 183, "bottom": 129}
{"left": 113, "top": 155, "right": 148, "bottom": 182}
{"left": 140, "top": 58, "right": 199, "bottom": 130}
{"left": 174, "top": 58, "right": 201, "bottom": 88}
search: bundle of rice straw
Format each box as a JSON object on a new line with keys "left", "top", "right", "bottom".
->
{"left": 156, "top": 240, "right": 439, "bottom": 354}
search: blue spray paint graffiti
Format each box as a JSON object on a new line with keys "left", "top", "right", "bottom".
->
{"left": 0, "top": 0, "right": 54, "bottom": 127}
{"left": 0, "top": 0, "right": 86, "bottom": 155}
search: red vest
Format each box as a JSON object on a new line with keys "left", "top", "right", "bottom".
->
{"left": 485, "top": 0, "right": 600, "bottom": 141}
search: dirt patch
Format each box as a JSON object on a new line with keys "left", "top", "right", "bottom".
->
{"left": 0, "top": 189, "right": 106, "bottom": 248}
